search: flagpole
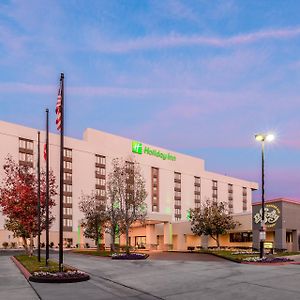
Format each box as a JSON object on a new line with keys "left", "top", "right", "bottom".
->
{"left": 45, "top": 109, "right": 50, "bottom": 266}
{"left": 59, "top": 73, "right": 64, "bottom": 271}
{"left": 37, "top": 131, "right": 41, "bottom": 262}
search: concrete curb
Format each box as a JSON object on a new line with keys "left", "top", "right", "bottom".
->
{"left": 241, "top": 261, "right": 300, "bottom": 266}
{"left": 11, "top": 256, "right": 32, "bottom": 280}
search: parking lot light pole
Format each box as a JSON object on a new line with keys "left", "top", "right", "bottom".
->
{"left": 255, "top": 133, "right": 275, "bottom": 259}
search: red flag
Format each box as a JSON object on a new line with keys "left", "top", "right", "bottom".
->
{"left": 56, "top": 87, "right": 62, "bottom": 131}
{"left": 43, "top": 144, "right": 47, "bottom": 161}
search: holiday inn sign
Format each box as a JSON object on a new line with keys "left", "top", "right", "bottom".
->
{"left": 132, "top": 141, "right": 176, "bottom": 161}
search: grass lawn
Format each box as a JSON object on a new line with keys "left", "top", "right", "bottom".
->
{"left": 199, "top": 250, "right": 300, "bottom": 262}
{"left": 72, "top": 249, "right": 112, "bottom": 257}
{"left": 15, "top": 255, "right": 71, "bottom": 273}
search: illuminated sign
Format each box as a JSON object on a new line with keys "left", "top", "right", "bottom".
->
{"left": 132, "top": 141, "right": 176, "bottom": 161}
{"left": 253, "top": 204, "right": 280, "bottom": 228}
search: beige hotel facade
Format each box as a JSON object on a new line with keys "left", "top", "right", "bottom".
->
{"left": 0, "top": 120, "right": 258, "bottom": 250}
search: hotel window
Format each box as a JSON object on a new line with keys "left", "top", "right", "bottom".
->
{"left": 63, "top": 219, "right": 73, "bottom": 227}
{"left": 63, "top": 172, "right": 72, "bottom": 182}
{"left": 63, "top": 196, "right": 72, "bottom": 204}
{"left": 174, "top": 172, "right": 181, "bottom": 221}
{"left": 95, "top": 189, "right": 106, "bottom": 197}
{"left": 63, "top": 207, "right": 72, "bottom": 215}
{"left": 63, "top": 160, "right": 72, "bottom": 170}
{"left": 19, "top": 137, "right": 34, "bottom": 167}
{"left": 152, "top": 167, "right": 159, "bottom": 212}
{"left": 63, "top": 184, "right": 72, "bottom": 193}
{"left": 242, "top": 187, "right": 247, "bottom": 211}
{"left": 228, "top": 184, "right": 233, "bottom": 214}
{"left": 63, "top": 148, "right": 72, "bottom": 158}
{"left": 96, "top": 178, "right": 105, "bottom": 186}
{"left": 230, "top": 232, "right": 252, "bottom": 243}
{"left": 19, "top": 138, "right": 34, "bottom": 150}
{"left": 194, "top": 176, "right": 201, "bottom": 208}
{"left": 63, "top": 148, "right": 73, "bottom": 231}
{"left": 96, "top": 155, "right": 106, "bottom": 165}
{"left": 212, "top": 180, "right": 218, "bottom": 201}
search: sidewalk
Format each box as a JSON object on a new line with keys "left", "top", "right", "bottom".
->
{"left": 0, "top": 256, "right": 39, "bottom": 300}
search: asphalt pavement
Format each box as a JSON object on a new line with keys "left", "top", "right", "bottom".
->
{"left": 2, "top": 251, "right": 300, "bottom": 300}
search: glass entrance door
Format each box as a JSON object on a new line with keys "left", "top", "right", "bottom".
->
{"left": 135, "top": 236, "right": 146, "bottom": 249}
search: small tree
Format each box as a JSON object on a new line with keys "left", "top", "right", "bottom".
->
{"left": 79, "top": 192, "right": 108, "bottom": 251}
{"left": 106, "top": 158, "right": 147, "bottom": 254}
{"left": 190, "top": 199, "right": 239, "bottom": 248}
{"left": 0, "top": 156, "right": 57, "bottom": 255}
{"left": 105, "top": 197, "right": 122, "bottom": 252}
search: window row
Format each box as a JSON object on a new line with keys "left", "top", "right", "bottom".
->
{"left": 19, "top": 138, "right": 34, "bottom": 150}
{"left": 63, "top": 172, "right": 72, "bottom": 181}
{"left": 19, "top": 152, "right": 33, "bottom": 163}
{"left": 63, "top": 184, "right": 72, "bottom": 193}
{"left": 96, "top": 155, "right": 106, "bottom": 165}
{"left": 95, "top": 189, "right": 106, "bottom": 197}
{"left": 230, "top": 232, "right": 252, "bottom": 243}
{"left": 96, "top": 178, "right": 106, "bottom": 186}
{"left": 63, "top": 161, "right": 72, "bottom": 169}
{"left": 63, "top": 148, "right": 72, "bottom": 158}
{"left": 63, "top": 196, "right": 72, "bottom": 204}
{"left": 63, "top": 207, "right": 72, "bottom": 215}
{"left": 95, "top": 166, "right": 106, "bottom": 175}
{"left": 63, "top": 219, "right": 72, "bottom": 227}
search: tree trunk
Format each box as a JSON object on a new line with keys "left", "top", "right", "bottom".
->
{"left": 125, "top": 225, "right": 130, "bottom": 254}
{"left": 22, "top": 236, "right": 29, "bottom": 255}
{"left": 29, "top": 234, "right": 34, "bottom": 256}
{"left": 110, "top": 225, "right": 116, "bottom": 252}
{"left": 216, "top": 234, "right": 220, "bottom": 249}
{"left": 96, "top": 221, "right": 100, "bottom": 252}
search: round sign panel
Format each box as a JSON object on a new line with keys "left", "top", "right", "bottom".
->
{"left": 253, "top": 204, "right": 280, "bottom": 228}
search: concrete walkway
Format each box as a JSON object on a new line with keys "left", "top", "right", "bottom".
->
{"left": 0, "top": 256, "right": 39, "bottom": 300}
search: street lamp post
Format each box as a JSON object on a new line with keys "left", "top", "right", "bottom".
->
{"left": 255, "top": 133, "right": 274, "bottom": 259}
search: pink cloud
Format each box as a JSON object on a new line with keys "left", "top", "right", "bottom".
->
{"left": 90, "top": 27, "right": 300, "bottom": 53}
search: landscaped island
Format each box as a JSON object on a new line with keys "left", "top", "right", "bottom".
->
{"left": 13, "top": 255, "right": 90, "bottom": 283}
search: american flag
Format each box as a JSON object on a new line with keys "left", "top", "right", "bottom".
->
{"left": 56, "top": 86, "right": 62, "bottom": 131}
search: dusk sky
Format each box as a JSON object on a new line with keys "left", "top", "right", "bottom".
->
{"left": 0, "top": 0, "right": 300, "bottom": 201}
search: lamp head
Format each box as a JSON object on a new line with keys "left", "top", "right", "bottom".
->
{"left": 255, "top": 133, "right": 275, "bottom": 143}
{"left": 255, "top": 134, "right": 264, "bottom": 142}
{"left": 266, "top": 134, "right": 275, "bottom": 142}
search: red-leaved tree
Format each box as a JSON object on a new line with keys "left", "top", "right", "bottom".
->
{"left": 0, "top": 156, "right": 57, "bottom": 255}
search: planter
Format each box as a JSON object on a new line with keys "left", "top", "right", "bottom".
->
{"left": 12, "top": 256, "right": 90, "bottom": 283}
{"left": 243, "top": 257, "right": 294, "bottom": 264}
{"left": 29, "top": 271, "right": 90, "bottom": 283}
{"left": 111, "top": 253, "right": 149, "bottom": 260}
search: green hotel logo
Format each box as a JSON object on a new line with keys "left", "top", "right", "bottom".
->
{"left": 132, "top": 141, "right": 143, "bottom": 154}
{"left": 131, "top": 141, "right": 176, "bottom": 161}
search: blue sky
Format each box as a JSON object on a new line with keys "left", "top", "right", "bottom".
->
{"left": 0, "top": 0, "right": 300, "bottom": 200}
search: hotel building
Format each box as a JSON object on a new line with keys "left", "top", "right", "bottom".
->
{"left": 0, "top": 120, "right": 258, "bottom": 250}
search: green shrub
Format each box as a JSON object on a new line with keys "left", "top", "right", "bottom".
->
{"left": 10, "top": 242, "right": 17, "bottom": 249}
{"left": 2, "top": 242, "right": 9, "bottom": 249}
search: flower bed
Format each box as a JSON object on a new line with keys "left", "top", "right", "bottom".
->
{"left": 30, "top": 270, "right": 90, "bottom": 283}
{"left": 232, "top": 251, "right": 260, "bottom": 255}
{"left": 13, "top": 255, "right": 90, "bottom": 283}
{"left": 243, "top": 256, "right": 294, "bottom": 263}
{"left": 111, "top": 253, "right": 149, "bottom": 260}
